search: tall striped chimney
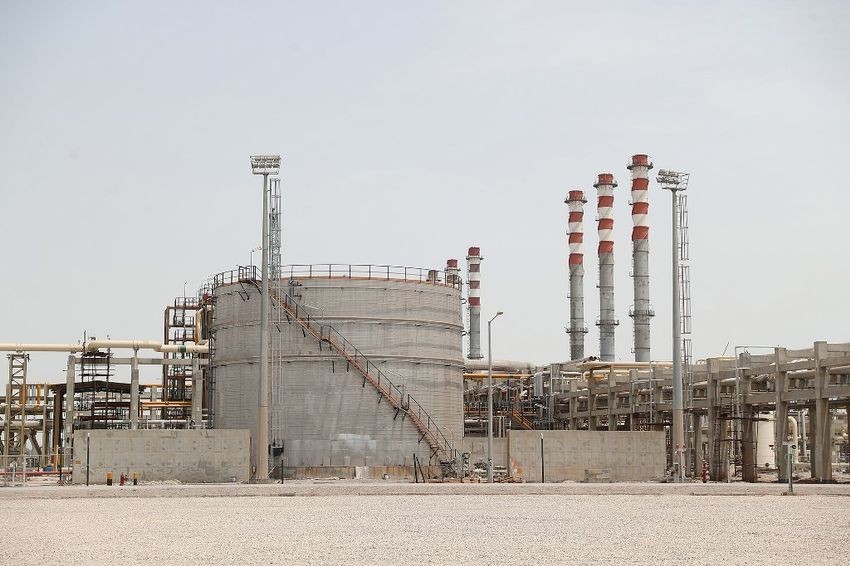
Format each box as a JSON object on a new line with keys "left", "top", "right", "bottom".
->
{"left": 628, "top": 154, "right": 655, "bottom": 362}
{"left": 565, "top": 190, "right": 588, "bottom": 360}
{"left": 594, "top": 173, "right": 619, "bottom": 361}
{"left": 466, "top": 246, "right": 483, "bottom": 359}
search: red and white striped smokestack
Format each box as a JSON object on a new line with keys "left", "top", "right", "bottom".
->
{"left": 628, "top": 154, "right": 655, "bottom": 362}
{"left": 594, "top": 173, "right": 618, "bottom": 361}
{"left": 565, "top": 190, "right": 588, "bottom": 360}
{"left": 466, "top": 247, "right": 483, "bottom": 359}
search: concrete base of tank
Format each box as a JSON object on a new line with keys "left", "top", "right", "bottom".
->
{"left": 274, "top": 465, "right": 442, "bottom": 481}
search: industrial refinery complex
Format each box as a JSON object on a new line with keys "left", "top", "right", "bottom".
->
{"left": 2, "top": 153, "right": 848, "bottom": 487}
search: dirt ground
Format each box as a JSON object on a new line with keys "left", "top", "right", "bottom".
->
{"left": 1, "top": 481, "right": 847, "bottom": 564}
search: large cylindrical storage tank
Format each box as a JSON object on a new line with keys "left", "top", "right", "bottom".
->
{"left": 210, "top": 264, "right": 464, "bottom": 477}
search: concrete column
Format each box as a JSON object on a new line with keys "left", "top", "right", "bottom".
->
{"left": 693, "top": 414, "right": 703, "bottom": 469}
{"left": 587, "top": 372, "right": 596, "bottom": 431}
{"left": 608, "top": 371, "right": 617, "bottom": 431}
{"left": 41, "top": 402, "right": 49, "bottom": 467}
{"left": 3, "top": 381, "right": 11, "bottom": 457}
{"left": 63, "top": 355, "right": 75, "bottom": 460}
{"left": 814, "top": 341, "right": 832, "bottom": 482}
{"left": 741, "top": 406, "right": 756, "bottom": 482}
{"left": 568, "top": 379, "right": 577, "bottom": 430}
{"left": 191, "top": 357, "right": 203, "bottom": 425}
{"left": 844, "top": 404, "right": 850, "bottom": 471}
{"left": 706, "top": 358, "right": 720, "bottom": 480}
{"left": 800, "top": 408, "right": 808, "bottom": 466}
{"left": 774, "top": 348, "right": 789, "bottom": 481}
{"left": 628, "top": 369, "right": 637, "bottom": 430}
{"left": 130, "top": 351, "right": 140, "bottom": 430}
{"left": 52, "top": 392, "right": 62, "bottom": 458}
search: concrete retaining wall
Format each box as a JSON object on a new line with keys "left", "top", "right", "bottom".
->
{"left": 508, "top": 430, "right": 666, "bottom": 482}
{"left": 72, "top": 429, "right": 250, "bottom": 484}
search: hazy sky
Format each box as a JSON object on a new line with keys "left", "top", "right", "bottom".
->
{"left": 1, "top": 1, "right": 849, "bottom": 384}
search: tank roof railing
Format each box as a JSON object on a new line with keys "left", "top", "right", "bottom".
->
{"left": 200, "top": 263, "right": 462, "bottom": 297}
{"left": 282, "top": 264, "right": 463, "bottom": 290}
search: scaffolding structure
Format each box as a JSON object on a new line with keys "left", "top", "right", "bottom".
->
{"left": 162, "top": 297, "right": 201, "bottom": 419}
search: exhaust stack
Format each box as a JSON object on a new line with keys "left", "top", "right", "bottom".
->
{"left": 594, "top": 173, "right": 619, "bottom": 361}
{"left": 565, "top": 190, "right": 588, "bottom": 360}
{"left": 445, "top": 258, "right": 460, "bottom": 286}
{"left": 466, "top": 246, "right": 483, "bottom": 359}
{"left": 628, "top": 154, "right": 655, "bottom": 362}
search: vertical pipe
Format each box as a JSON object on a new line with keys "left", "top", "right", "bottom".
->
{"left": 191, "top": 357, "right": 202, "bottom": 425}
{"left": 594, "top": 173, "right": 618, "bottom": 361}
{"left": 487, "top": 319, "right": 494, "bottom": 483}
{"left": 671, "top": 189, "right": 685, "bottom": 481}
{"left": 565, "top": 190, "right": 588, "bottom": 360}
{"left": 628, "top": 154, "right": 654, "bottom": 362}
{"left": 130, "top": 350, "right": 139, "bottom": 430}
{"left": 467, "top": 247, "right": 483, "bottom": 359}
{"left": 540, "top": 433, "right": 545, "bottom": 483}
{"left": 257, "top": 172, "right": 270, "bottom": 480}
{"left": 63, "top": 355, "right": 75, "bottom": 462}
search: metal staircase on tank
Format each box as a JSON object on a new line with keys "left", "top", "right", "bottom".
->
{"left": 247, "top": 279, "right": 456, "bottom": 465}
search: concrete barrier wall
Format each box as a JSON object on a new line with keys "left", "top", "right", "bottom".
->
{"left": 72, "top": 429, "right": 250, "bottom": 484}
{"left": 508, "top": 430, "right": 666, "bottom": 482}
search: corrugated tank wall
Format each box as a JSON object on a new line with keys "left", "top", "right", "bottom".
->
{"left": 211, "top": 273, "right": 464, "bottom": 469}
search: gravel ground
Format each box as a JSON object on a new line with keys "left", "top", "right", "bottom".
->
{"left": 1, "top": 486, "right": 847, "bottom": 565}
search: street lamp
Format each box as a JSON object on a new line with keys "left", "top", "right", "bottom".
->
{"left": 487, "top": 311, "right": 504, "bottom": 483}
{"left": 250, "top": 246, "right": 262, "bottom": 268}
{"left": 250, "top": 154, "right": 280, "bottom": 482}
{"left": 657, "top": 168, "right": 689, "bottom": 483}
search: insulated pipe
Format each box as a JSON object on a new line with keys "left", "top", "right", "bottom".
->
{"left": 0, "top": 344, "right": 84, "bottom": 352}
{"left": 565, "top": 190, "right": 588, "bottom": 360}
{"left": 594, "top": 173, "right": 619, "bottom": 361}
{"left": 0, "top": 341, "right": 208, "bottom": 354}
{"left": 85, "top": 340, "right": 209, "bottom": 354}
{"left": 464, "top": 359, "right": 539, "bottom": 372}
{"left": 628, "top": 154, "right": 654, "bottom": 362}
{"left": 467, "top": 246, "right": 483, "bottom": 359}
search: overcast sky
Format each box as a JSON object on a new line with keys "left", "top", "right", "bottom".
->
{"left": 1, "top": 1, "right": 849, "bottom": 384}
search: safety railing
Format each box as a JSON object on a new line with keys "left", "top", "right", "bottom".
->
{"left": 282, "top": 264, "right": 462, "bottom": 290}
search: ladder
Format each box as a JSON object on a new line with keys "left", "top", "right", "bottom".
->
{"left": 679, "top": 193, "right": 695, "bottom": 475}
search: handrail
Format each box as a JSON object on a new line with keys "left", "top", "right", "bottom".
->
{"left": 205, "top": 268, "right": 455, "bottom": 462}
{"left": 283, "top": 264, "right": 461, "bottom": 289}
{"left": 199, "top": 264, "right": 462, "bottom": 296}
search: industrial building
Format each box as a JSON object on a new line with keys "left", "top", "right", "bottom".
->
{"left": 2, "top": 153, "right": 848, "bottom": 484}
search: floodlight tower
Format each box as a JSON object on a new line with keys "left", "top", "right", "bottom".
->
{"left": 250, "top": 154, "right": 281, "bottom": 481}
{"left": 656, "top": 168, "right": 690, "bottom": 483}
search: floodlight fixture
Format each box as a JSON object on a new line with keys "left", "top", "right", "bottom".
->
{"left": 250, "top": 155, "right": 281, "bottom": 176}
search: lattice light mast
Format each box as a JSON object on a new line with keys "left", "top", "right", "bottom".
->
{"left": 269, "top": 177, "right": 282, "bottom": 281}
{"left": 594, "top": 173, "right": 619, "bottom": 361}
{"left": 657, "top": 168, "right": 690, "bottom": 483}
{"left": 565, "top": 190, "right": 588, "bottom": 360}
{"left": 250, "top": 154, "right": 281, "bottom": 482}
{"left": 628, "top": 154, "right": 655, "bottom": 362}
